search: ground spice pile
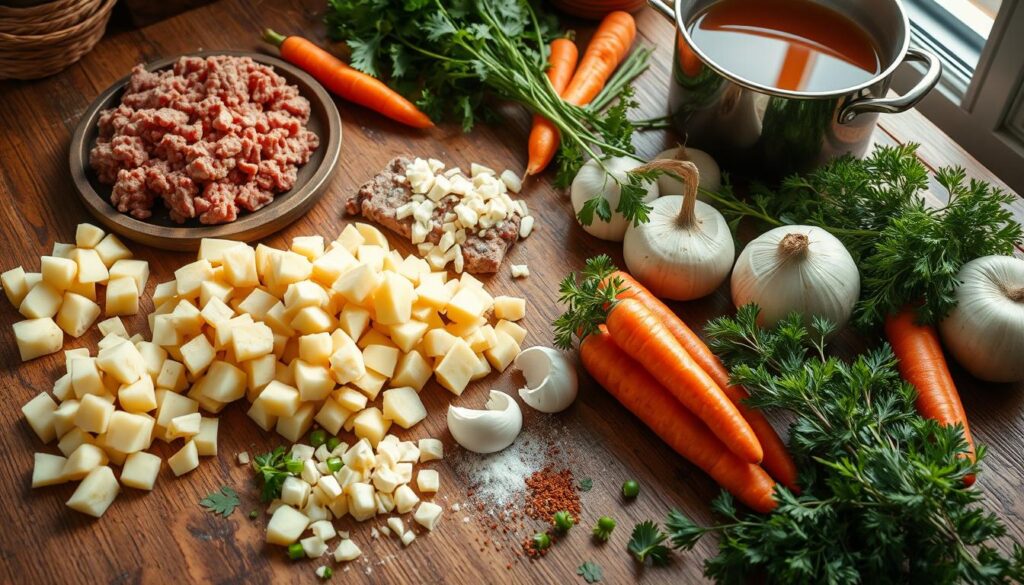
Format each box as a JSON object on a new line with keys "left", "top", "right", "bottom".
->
{"left": 520, "top": 464, "right": 582, "bottom": 558}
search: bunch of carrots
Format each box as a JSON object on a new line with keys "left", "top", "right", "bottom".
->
{"left": 555, "top": 257, "right": 798, "bottom": 513}
{"left": 526, "top": 11, "right": 637, "bottom": 176}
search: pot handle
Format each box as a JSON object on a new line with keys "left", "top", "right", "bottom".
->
{"left": 838, "top": 48, "right": 941, "bottom": 123}
{"left": 648, "top": 0, "right": 674, "bottom": 19}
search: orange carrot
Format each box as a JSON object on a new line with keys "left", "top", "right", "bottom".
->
{"left": 526, "top": 38, "right": 579, "bottom": 176}
{"left": 610, "top": 271, "right": 800, "bottom": 492}
{"left": 885, "top": 307, "right": 976, "bottom": 486}
{"left": 582, "top": 327, "right": 778, "bottom": 513}
{"left": 525, "top": 12, "right": 636, "bottom": 175}
{"left": 263, "top": 29, "right": 433, "bottom": 129}
{"left": 604, "top": 297, "right": 764, "bottom": 464}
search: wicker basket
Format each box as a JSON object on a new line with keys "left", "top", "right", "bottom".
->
{"left": 0, "top": 0, "right": 116, "bottom": 80}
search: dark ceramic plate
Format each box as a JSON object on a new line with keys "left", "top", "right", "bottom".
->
{"left": 69, "top": 50, "right": 341, "bottom": 251}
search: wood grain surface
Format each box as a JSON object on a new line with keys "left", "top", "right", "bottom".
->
{"left": 1, "top": 2, "right": 1022, "bottom": 584}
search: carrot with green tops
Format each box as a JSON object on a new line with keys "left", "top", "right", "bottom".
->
{"left": 555, "top": 258, "right": 763, "bottom": 465}
{"left": 885, "top": 307, "right": 976, "bottom": 486}
{"left": 525, "top": 12, "right": 636, "bottom": 175}
{"left": 610, "top": 271, "right": 799, "bottom": 492}
{"left": 262, "top": 29, "right": 433, "bottom": 129}
{"left": 581, "top": 326, "right": 778, "bottom": 513}
{"left": 525, "top": 38, "right": 579, "bottom": 176}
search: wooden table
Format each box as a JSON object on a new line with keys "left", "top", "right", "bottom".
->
{"left": 2, "top": 2, "right": 1022, "bottom": 583}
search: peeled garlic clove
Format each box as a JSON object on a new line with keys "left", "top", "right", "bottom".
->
{"left": 447, "top": 390, "right": 523, "bottom": 454}
{"left": 515, "top": 346, "right": 578, "bottom": 413}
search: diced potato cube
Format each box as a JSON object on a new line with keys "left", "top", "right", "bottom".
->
{"left": 329, "top": 333, "right": 366, "bottom": 385}
{"left": 155, "top": 391, "right": 199, "bottom": 428}
{"left": 290, "top": 306, "right": 334, "bottom": 335}
{"left": 314, "top": 399, "right": 352, "bottom": 436}
{"left": 96, "top": 339, "right": 146, "bottom": 385}
{"left": 342, "top": 438, "right": 375, "bottom": 471}
{"left": 392, "top": 484, "right": 420, "bottom": 514}
{"left": 268, "top": 251, "right": 312, "bottom": 287}
{"left": 267, "top": 504, "right": 310, "bottom": 545}
{"left": 54, "top": 292, "right": 100, "bottom": 338}
{"left": 422, "top": 328, "right": 457, "bottom": 357}
{"left": 471, "top": 352, "right": 492, "bottom": 381}
{"left": 445, "top": 287, "right": 487, "bottom": 324}
{"left": 75, "top": 393, "right": 115, "bottom": 434}
{"left": 13, "top": 318, "right": 63, "bottom": 361}
{"left": 291, "top": 235, "right": 325, "bottom": 261}
{"left": 52, "top": 372, "right": 74, "bottom": 402}
{"left": 178, "top": 334, "right": 214, "bottom": 377}
{"left": 346, "top": 482, "right": 377, "bottom": 522}
{"left": 156, "top": 359, "right": 188, "bottom": 393}
{"left": 69, "top": 358, "right": 103, "bottom": 398}
{"left": 72, "top": 248, "right": 109, "bottom": 284}
{"left": 174, "top": 259, "right": 214, "bottom": 298}
{"left": 109, "top": 259, "right": 149, "bottom": 295}
{"left": 351, "top": 369, "right": 387, "bottom": 400}
{"left": 417, "top": 469, "right": 440, "bottom": 493}
{"left": 118, "top": 451, "right": 161, "bottom": 490}
{"left": 94, "top": 233, "right": 132, "bottom": 267}
{"left": 334, "top": 224, "right": 365, "bottom": 253}
{"left": 199, "top": 360, "right": 246, "bottom": 403}
{"left": 21, "top": 391, "right": 58, "bottom": 443}
{"left": 434, "top": 338, "right": 478, "bottom": 396}
{"left": 332, "top": 263, "right": 380, "bottom": 305}
{"left": 362, "top": 345, "right": 399, "bottom": 378}
{"left": 103, "top": 277, "right": 138, "bottom": 316}
{"left": 329, "top": 389, "right": 365, "bottom": 415}
{"left": 57, "top": 427, "right": 92, "bottom": 456}
{"left": 74, "top": 223, "right": 105, "bottom": 248}
{"left": 168, "top": 440, "right": 200, "bottom": 476}
{"left": 194, "top": 417, "right": 218, "bottom": 456}
{"left": 374, "top": 272, "right": 415, "bottom": 326}
{"left": 371, "top": 466, "right": 401, "bottom": 494}
{"left": 231, "top": 322, "right": 274, "bottom": 362}
{"left": 311, "top": 246, "right": 357, "bottom": 286}
{"left": 494, "top": 319, "right": 526, "bottom": 345}
{"left": 20, "top": 282, "right": 63, "bottom": 319}
{"left": 104, "top": 411, "right": 154, "bottom": 453}
{"left": 352, "top": 407, "right": 391, "bottom": 447}
{"left": 276, "top": 403, "right": 315, "bottom": 443}
{"left": 334, "top": 539, "right": 362, "bottom": 562}
{"left": 52, "top": 399, "right": 79, "bottom": 437}
{"left": 41, "top": 256, "right": 79, "bottom": 290}
{"left": 220, "top": 244, "right": 259, "bottom": 287}
{"left": 2, "top": 266, "right": 29, "bottom": 307}
{"left": 388, "top": 320, "right": 427, "bottom": 354}
{"left": 247, "top": 398, "right": 278, "bottom": 431}
{"left": 296, "top": 332, "right": 331, "bottom": 366}
{"left": 236, "top": 288, "right": 277, "bottom": 316}
{"left": 382, "top": 387, "right": 427, "bottom": 429}
{"left": 390, "top": 351, "right": 430, "bottom": 391}
{"left": 281, "top": 476, "right": 311, "bottom": 508}
{"left": 414, "top": 501, "right": 443, "bottom": 531}
{"left": 256, "top": 381, "right": 301, "bottom": 417}
{"left": 167, "top": 412, "right": 201, "bottom": 440}
{"left": 96, "top": 316, "right": 127, "bottom": 339}
{"left": 32, "top": 452, "right": 68, "bottom": 488}
{"left": 62, "top": 443, "right": 109, "bottom": 480}
{"left": 419, "top": 438, "right": 443, "bottom": 462}
{"left": 66, "top": 466, "right": 119, "bottom": 518}
{"left": 484, "top": 329, "right": 520, "bottom": 372}
{"left": 292, "top": 360, "right": 335, "bottom": 402}
{"left": 115, "top": 377, "right": 155, "bottom": 415}
{"left": 196, "top": 238, "right": 242, "bottom": 265}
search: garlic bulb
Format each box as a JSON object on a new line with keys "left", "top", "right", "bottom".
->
{"left": 515, "top": 346, "right": 578, "bottom": 413}
{"left": 939, "top": 255, "right": 1024, "bottom": 383}
{"left": 623, "top": 160, "right": 734, "bottom": 300}
{"left": 446, "top": 390, "right": 523, "bottom": 454}
{"left": 731, "top": 225, "right": 860, "bottom": 328}
{"left": 654, "top": 145, "right": 721, "bottom": 199}
{"left": 571, "top": 156, "right": 659, "bottom": 242}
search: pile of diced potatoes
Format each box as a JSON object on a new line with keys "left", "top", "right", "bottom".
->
{"left": 19, "top": 221, "right": 529, "bottom": 520}
{"left": 3, "top": 223, "right": 147, "bottom": 361}
{"left": 266, "top": 434, "right": 445, "bottom": 559}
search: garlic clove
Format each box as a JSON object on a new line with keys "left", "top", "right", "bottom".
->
{"left": 515, "top": 346, "right": 578, "bottom": 413}
{"left": 446, "top": 390, "right": 523, "bottom": 454}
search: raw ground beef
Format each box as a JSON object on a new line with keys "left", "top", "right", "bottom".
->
{"left": 89, "top": 55, "right": 319, "bottom": 225}
{"left": 346, "top": 156, "right": 521, "bottom": 273}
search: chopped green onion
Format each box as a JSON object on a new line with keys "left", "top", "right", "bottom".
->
{"left": 553, "top": 510, "right": 574, "bottom": 532}
{"left": 622, "top": 480, "right": 640, "bottom": 499}
{"left": 325, "top": 436, "right": 341, "bottom": 452}
{"left": 326, "top": 457, "right": 343, "bottom": 473}
{"left": 309, "top": 429, "right": 327, "bottom": 447}
{"left": 533, "top": 532, "right": 551, "bottom": 550}
{"left": 286, "top": 458, "right": 303, "bottom": 474}
{"left": 317, "top": 566, "right": 333, "bottom": 579}
{"left": 249, "top": 510, "right": 259, "bottom": 520}
{"left": 288, "top": 542, "right": 305, "bottom": 560}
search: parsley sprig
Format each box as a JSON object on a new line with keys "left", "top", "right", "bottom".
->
{"left": 200, "top": 486, "right": 240, "bottom": 517}
{"left": 663, "top": 305, "right": 1024, "bottom": 583}
{"left": 552, "top": 255, "right": 623, "bottom": 350}
{"left": 252, "top": 447, "right": 298, "bottom": 503}
{"left": 702, "top": 144, "right": 1022, "bottom": 326}
{"left": 325, "top": 0, "right": 659, "bottom": 225}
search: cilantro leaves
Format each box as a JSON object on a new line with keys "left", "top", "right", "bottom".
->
{"left": 200, "top": 486, "right": 240, "bottom": 517}
{"left": 252, "top": 446, "right": 297, "bottom": 503}
{"left": 627, "top": 520, "right": 670, "bottom": 566}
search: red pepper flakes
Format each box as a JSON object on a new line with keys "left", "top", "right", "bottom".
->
{"left": 524, "top": 466, "right": 581, "bottom": 523}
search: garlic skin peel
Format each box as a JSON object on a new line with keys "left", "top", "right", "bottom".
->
{"left": 623, "top": 160, "right": 734, "bottom": 300}
{"left": 939, "top": 255, "right": 1024, "bottom": 383}
{"left": 731, "top": 225, "right": 860, "bottom": 328}
{"left": 447, "top": 390, "right": 523, "bottom": 454}
{"left": 515, "top": 346, "right": 578, "bottom": 413}
{"left": 571, "top": 156, "right": 659, "bottom": 242}
{"left": 654, "top": 145, "right": 721, "bottom": 199}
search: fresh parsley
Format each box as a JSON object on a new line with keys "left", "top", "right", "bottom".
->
{"left": 200, "top": 486, "right": 240, "bottom": 517}
{"left": 552, "top": 255, "right": 622, "bottom": 350}
{"left": 577, "top": 560, "right": 603, "bottom": 583}
{"left": 627, "top": 520, "right": 670, "bottom": 566}
{"left": 666, "top": 305, "right": 1024, "bottom": 583}
{"left": 252, "top": 446, "right": 297, "bottom": 502}
{"left": 702, "top": 144, "right": 1022, "bottom": 326}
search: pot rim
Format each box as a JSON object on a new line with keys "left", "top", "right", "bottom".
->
{"left": 673, "top": 0, "right": 912, "bottom": 99}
